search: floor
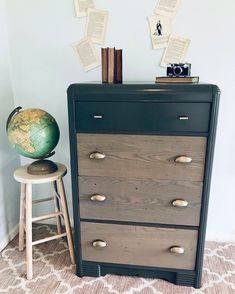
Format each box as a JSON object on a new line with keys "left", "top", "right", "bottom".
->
{"left": 0, "top": 225, "right": 234, "bottom": 294}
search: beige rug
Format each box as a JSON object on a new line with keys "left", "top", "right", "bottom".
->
{"left": 0, "top": 225, "right": 234, "bottom": 294}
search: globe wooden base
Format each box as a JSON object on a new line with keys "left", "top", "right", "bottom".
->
{"left": 27, "top": 160, "right": 58, "bottom": 175}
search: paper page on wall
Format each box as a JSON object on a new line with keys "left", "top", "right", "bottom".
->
{"left": 71, "top": 37, "right": 101, "bottom": 72}
{"left": 74, "top": 0, "right": 95, "bottom": 17}
{"left": 154, "top": 0, "right": 181, "bottom": 18}
{"left": 161, "top": 35, "right": 191, "bottom": 67}
{"left": 148, "top": 15, "right": 172, "bottom": 49}
{"left": 86, "top": 8, "right": 109, "bottom": 45}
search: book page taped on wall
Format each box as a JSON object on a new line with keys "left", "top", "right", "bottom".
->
{"left": 154, "top": 0, "right": 181, "bottom": 18}
{"left": 71, "top": 37, "right": 101, "bottom": 71}
{"left": 148, "top": 14, "right": 172, "bottom": 49}
{"left": 74, "top": 0, "right": 95, "bottom": 17}
{"left": 161, "top": 35, "right": 191, "bottom": 67}
{"left": 86, "top": 8, "right": 109, "bottom": 44}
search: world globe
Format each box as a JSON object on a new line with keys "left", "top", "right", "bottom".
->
{"left": 6, "top": 107, "right": 60, "bottom": 174}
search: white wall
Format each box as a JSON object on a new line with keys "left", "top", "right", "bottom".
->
{"left": 4, "top": 0, "right": 235, "bottom": 241}
{"left": 0, "top": 0, "right": 20, "bottom": 250}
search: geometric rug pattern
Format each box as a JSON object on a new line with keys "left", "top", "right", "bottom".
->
{"left": 0, "top": 225, "right": 234, "bottom": 294}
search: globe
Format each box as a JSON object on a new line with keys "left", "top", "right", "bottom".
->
{"left": 6, "top": 107, "right": 60, "bottom": 174}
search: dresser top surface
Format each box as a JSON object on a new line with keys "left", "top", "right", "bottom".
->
{"left": 67, "top": 82, "right": 220, "bottom": 103}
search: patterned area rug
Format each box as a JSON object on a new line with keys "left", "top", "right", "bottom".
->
{"left": 0, "top": 225, "right": 234, "bottom": 294}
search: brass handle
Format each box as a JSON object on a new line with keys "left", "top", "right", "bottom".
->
{"left": 178, "top": 116, "right": 189, "bottom": 120}
{"left": 172, "top": 199, "right": 188, "bottom": 208}
{"left": 169, "top": 246, "right": 185, "bottom": 254}
{"left": 175, "top": 156, "right": 192, "bottom": 163}
{"left": 89, "top": 152, "right": 106, "bottom": 160}
{"left": 92, "top": 240, "right": 107, "bottom": 248}
{"left": 90, "top": 194, "right": 106, "bottom": 202}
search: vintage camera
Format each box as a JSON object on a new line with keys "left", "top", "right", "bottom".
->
{"left": 167, "top": 63, "right": 191, "bottom": 77}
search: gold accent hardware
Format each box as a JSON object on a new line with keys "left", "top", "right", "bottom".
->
{"left": 178, "top": 116, "right": 189, "bottom": 120}
{"left": 169, "top": 246, "right": 185, "bottom": 254}
{"left": 172, "top": 199, "right": 188, "bottom": 208}
{"left": 175, "top": 156, "right": 192, "bottom": 163}
{"left": 90, "top": 194, "right": 106, "bottom": 202}
{"left": 92, "top": 240, "right": 107, "bottom": 248}
{"left": 89, "top": 152, "right": 106, "bottom": 160}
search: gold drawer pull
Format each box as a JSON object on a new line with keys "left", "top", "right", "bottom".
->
{"left": 169, "top": 246, "right": 185, "bottom": 254}
{"left": 178, "top": 116, "right": 189, "bottom": 120}
{"left": 90, "top": 194, "right": 106, "bottom": 202}
{"left": 172, "top": 199, "right": 188, "bottom": 208}
{"left": 89, "top": 152, "right": 106, "bottom": 160}
{"left": 175, "top": 156, "right": 192, "bottom": 163}
{"left": 92, "top": 240, "right": 107, "bottom": 248}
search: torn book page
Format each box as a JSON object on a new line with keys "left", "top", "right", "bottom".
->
{"left": 154, "top": 0, "right": 181, "bottom": 18}
{"left": 71, "top": 37, "right": 101, "bottom": 71}
{"left": 86, "top": 8, "right": 109, "bottom": 45}
{"left": 160, "top": 35, "right": 191, "bottom": 67}
{"left": 148, "top": 14, "right": 172, "bottom": 49}
{"left": 74, "top": 0, "right": 95, "bottom": 17}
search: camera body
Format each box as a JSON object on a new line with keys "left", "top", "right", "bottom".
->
{"left": 167, "top": 63, "right": 191, "bottom": 77}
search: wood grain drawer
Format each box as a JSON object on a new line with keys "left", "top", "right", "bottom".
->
{"left": 77, "top": 134, "right": 207, "bottom": 181}
{"left": 75, "top": 102, "right": 210, "bottom": 134}
{"left": 79, "top": 176, "right": 203, "bottom": 226}
{"left": 81, "top": 222, "right": 198, "bottom": 270}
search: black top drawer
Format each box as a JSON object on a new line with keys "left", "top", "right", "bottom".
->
{"left": 74, "top": 102, "right": 210, "bottom": 134}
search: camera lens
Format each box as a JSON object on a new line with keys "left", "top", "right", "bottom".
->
{"left": 173, "top": 66, "right": 183, "bottom": 76}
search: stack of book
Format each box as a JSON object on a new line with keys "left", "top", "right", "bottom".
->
{"left": 155, "top": 76, "right": 199, "bottom": 83}
{"left": 102, "top": 47, "right": 123, "bottom": 84}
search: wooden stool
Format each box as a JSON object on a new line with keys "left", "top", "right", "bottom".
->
{"left": 14, "top": 163, "right": 75, "bottom": 280}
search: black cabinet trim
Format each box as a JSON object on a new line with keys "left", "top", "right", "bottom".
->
{"left": 194, "top": 85, "right": 220, "bottom": 288}
{"left": 80, "top": 261, "right": 197, "bottom": 288}
{"left": 80, "top": 218, "right": 199, "bottom": 230}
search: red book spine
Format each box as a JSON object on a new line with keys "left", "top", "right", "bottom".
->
{"left": 108, "top": 47, "right": 115, "bottom": 84}
{"left": 101, "top": 48, "right": 108, "bottom": 83}
{"left": 115, "top": 49, "right": 122, "bottom": 83}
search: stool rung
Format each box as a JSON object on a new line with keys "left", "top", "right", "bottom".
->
{"left": 32, "top": 197, "right": 54, "bottom": 204}
{"left": 32, "top": 232, "right": 67, "bottom": 246}
{"left": 55, "top": 191, "right": 61, "bottom": 201}
{"left": 32, "top": 212, "right": 63, "bottom": 222}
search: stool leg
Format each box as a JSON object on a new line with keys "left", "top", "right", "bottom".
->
{"left": 56, "top": 179, "right": 75, "bottom": 264}
{"left": 52, "top": 181, "right": 61, "bottom": 234}
{"left": 25, "top": 183, "right": 33, "bottom": 280}
{"left": 19, "top": 183, "right": 26, "bottom": 251}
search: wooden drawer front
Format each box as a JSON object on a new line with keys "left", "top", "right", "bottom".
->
{"left": 75, "top": 102, "right": 210, "bottom": 134}
{"left": 77, "top": 134, "right": 207, "bottom": 181}
{"left": 81, "top": 222, "right": 198, "bottom": 270}
{"left": 79, "top": 176, "right": 203, "bottom": 226}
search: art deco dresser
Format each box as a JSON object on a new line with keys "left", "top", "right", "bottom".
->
{"left": 67, "top": 83, "right": 220, "bottom": 288}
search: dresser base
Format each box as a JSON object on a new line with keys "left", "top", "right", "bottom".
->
{"left": 78, "top": 261, "right": 200, "bottom": 288}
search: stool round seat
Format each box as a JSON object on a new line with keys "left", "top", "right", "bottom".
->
{"left": 14, "top": 163, "right": 66, "bottom": 184}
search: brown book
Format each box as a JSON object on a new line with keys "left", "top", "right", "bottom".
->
{"left": 108, "top": 47, "right": 115, "bottom": 84}
{"left": 155, "top": 76, "right": 199, "bottom": 83}
{"left": 101, "top": 48, "right": 108, "bottom": 83}
{"left": 115, "top": 49, "right": 123, "bottom": 83}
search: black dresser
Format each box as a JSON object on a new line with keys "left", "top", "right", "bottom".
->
{"left": 67, "top": 83, "right": 220, "bottom": 288}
